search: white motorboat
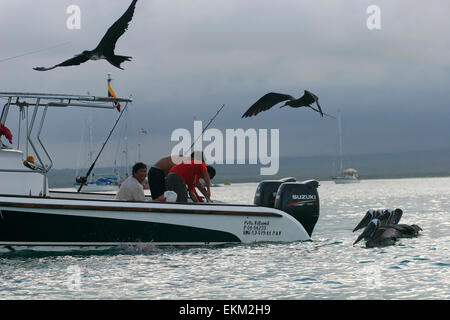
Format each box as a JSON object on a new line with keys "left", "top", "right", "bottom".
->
{"left": 0, "top": 92, "right": 320, "bottom": 251}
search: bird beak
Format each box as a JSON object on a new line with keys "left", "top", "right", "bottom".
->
{"left": 354, "top": 220, "right": 378, "bottom": 245}
{"left": 353, "top": 234, "right": 364, "bottom": 246}
{"left": 353, "top": 213, "right": 371, "bottom": 232}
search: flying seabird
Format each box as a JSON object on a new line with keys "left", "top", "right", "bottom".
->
{"left": 33, "top": 0, "right": 137, "bottom": 71}
{"left": 242, "top": 90, "right": 335, "bottom": 119}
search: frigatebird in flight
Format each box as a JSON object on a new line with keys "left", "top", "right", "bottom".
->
{"left": 33, "top": 0, "right": 137, "bottom": 71}
{"left": 242, "top": 90, "right": 335, "bottom": 119}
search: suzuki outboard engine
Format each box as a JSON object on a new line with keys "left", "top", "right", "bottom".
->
{"left": 254, "top": 177, "right": 296, "bottom": 208}
{"left": 274, "top": 180, "right": 320, "bottom": 237}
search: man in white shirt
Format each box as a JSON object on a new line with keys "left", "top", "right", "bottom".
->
{"left": 116, "top": 162, "right": 148, "bottom": 201}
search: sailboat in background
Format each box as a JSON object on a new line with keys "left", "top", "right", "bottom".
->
{"left": 74, "top": 113, "right": 120, "bottom": 192}
{"left": 332, "top": 110, "right": 360, "bottom": 184}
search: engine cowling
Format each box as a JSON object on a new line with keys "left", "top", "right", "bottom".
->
{"left": 274, "top": 180, "right": 320, "bottom": 237}
{"left": 254, "top": 177, "right": 296, "bottom": 208}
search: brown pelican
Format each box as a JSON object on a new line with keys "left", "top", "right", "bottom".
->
{"left": 390, "top": 208, "right": 403, "bottom": 225}
{"left": 242, "top": 90, "right": 335, "bottom": 119}
{"left": 386, "top": 209, "right": 422, "bottom": 238}
{"left": 353, "top": 209, "right": 381, "bottom": 232}
{"left": 353, "top": 208, "right": 403, "bottom": 232}
{"left": 390, "top": 224, "right": 422, "bottom": 238}
{"left": 354, "top": 217, "right": 422, "bottom": 248}
{"left": 33, "top": 0, "right": 137, "bottom": 71}
{"left": 353, "top": 219, "right": 398, "bottom": 248}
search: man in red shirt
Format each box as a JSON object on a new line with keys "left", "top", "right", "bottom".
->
{"left": 166, "top": 160, "right": 212, "bottom": 202}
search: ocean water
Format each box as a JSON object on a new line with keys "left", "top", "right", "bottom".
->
{"left": 0, "top": 177, "right": 449, "bottom": 299}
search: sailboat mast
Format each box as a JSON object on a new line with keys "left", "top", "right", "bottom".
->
{"left": 338, "top": 109, "right": 343, "bottom": 174}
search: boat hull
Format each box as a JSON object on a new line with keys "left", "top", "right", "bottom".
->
{"left": 333, "top": 177, "right": 360, "bottom": 184}
{"left": 0, "top": 194, "right": 311, "bottom": 248}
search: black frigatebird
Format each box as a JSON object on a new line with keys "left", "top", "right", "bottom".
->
{"left": 33, "top": 0, "right": 137, "bottom": 71}
{"left": 242, "top": 90, "right": 335, "bottom": 119}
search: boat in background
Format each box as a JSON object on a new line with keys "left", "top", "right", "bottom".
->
{"left": 74, "top": 108, "right": 120, "bottom": 192}
{"left": 332, "top": 110, "right": 360, "bottom": 184}
{"left": 333, "top": 168, "right": 360, "bottom": 184}
{"left": 74, "top": 174, "right": 119, "bottom": 192}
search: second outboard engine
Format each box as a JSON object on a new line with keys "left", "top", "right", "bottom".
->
{"left": 254, "top": 177, "right": 296, "bottom": 208}
{"left": 274, "top": 180, "right": 320, "bottom": 237}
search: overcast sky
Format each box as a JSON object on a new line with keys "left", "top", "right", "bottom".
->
{"left": 1, "top": 0, "right": 449, "bottom": 169}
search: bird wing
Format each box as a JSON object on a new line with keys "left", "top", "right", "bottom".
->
{"left": 391, "top": 224, "right": 421, "bottom": 236}
{"left": 242, "top": 92, "right": 294, "bottom": 118}
{"left": 33, "top": 54, "right": 90, "bottom": 71}
{"left": 95, "top": 0, "right": 138, "bottom": 56}
{"left": 303, "top": 90, "right": 324, "bottom": 117}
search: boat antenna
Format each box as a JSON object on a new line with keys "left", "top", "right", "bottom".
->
{"left": 189, "top": 103, "right": 225, "bottom": 153}
{"left": 77, "top": 96, "right": 131, "bottom": 192}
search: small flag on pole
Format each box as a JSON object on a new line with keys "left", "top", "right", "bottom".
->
{"left": 107, "top": 76, "right": 121, "bottom": 112}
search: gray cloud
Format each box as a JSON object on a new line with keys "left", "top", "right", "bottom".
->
{"left": 1, "top": 0, "right": 449, "bottom": 169}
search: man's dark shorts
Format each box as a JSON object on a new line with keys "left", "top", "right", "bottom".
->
{"left": 148, "top": 167, "right": 166, "bottom": 200}
{"left": 165, "top": 172, "right": 188, "bottom": 202}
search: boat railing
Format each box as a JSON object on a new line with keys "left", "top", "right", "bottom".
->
{"left": 0, "top": 92, "right": 132, "bottom": 196}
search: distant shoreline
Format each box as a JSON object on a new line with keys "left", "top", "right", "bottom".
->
{"left": 47, "top": 148, "right": 450, "bottom": 188}
{"left": 48, "top": 172, "right": 450, "bottom": 188}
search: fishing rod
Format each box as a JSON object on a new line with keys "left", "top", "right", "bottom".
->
{"left": 77, "top": 98, "right": 131, "bottom": 192}
{"left": 189, "top": 103, "right": 225, "bottom": 153}
{"left": 0, "top": 42, "right": 70, "bottom": 63}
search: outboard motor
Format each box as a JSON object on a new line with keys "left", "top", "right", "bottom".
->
{"left": 274, "top": 180, "right": 320, "bottom": 237}
{"left": 254, "top": 177, "right": 296, "bottom": 208}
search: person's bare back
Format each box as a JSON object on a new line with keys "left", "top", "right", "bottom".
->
{"left": 153, "top": 155, "right": 185, "bottom": 175}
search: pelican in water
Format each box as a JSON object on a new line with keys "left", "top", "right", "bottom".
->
{"left": 353, "top": 216, "right": 422, "bottom": 248}
{"left": 353, "top": 219, "right": 398, "bottom": 248}
{"left": 353, "top": 208, "right": 403, "bottom": 232}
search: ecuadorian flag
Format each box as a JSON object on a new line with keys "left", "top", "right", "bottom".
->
{"left": 107, "top": 79, "right": 121, "bottom": 112}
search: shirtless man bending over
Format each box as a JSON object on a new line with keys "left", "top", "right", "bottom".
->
{"left": 148, "top": 152, "right": 214, "bottom": 201}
